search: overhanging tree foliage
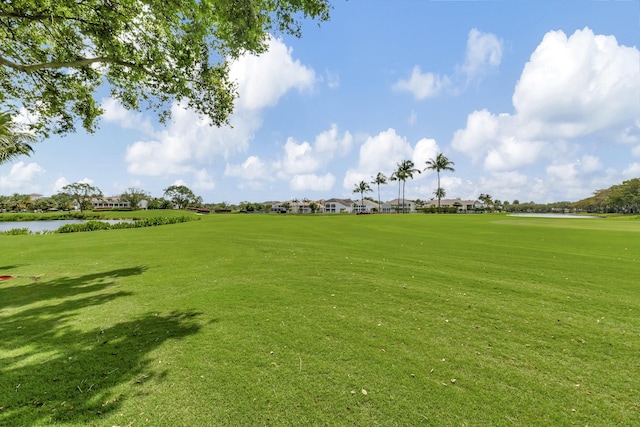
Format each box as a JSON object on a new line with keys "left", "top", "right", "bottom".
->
{"left": 0, "top": 0, "right": 331, "bottom": 137}
{"left": 0, "top": 110, "right": 35, "bottom": 164}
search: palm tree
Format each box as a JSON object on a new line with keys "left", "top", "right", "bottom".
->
{"left": 389, "top": 171, "right": 402, "bottom": 213}
{"left": 396, "top": 160, "right": 421, "bottom": 213}
{"left": 0, "top": 110, "right": 36, "bottom": 165}
{"left": 371, "top": 172, "right": 387, "bottom": 213}
{"left": 479, "top": 193, "right": 493, "bottom": 212}
{"left": 424, "top": 153, "right": 455, "bottom": 213}
{"left": 434, "top": 187, "right": 446, "bottom": 207}
{"left": 353, "top": 180, "right": 372, "bottom": 213}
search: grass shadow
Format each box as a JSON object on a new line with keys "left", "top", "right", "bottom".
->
{"left": 0, "top": 267, "right": 147, "bottom": 311}
{"left": 0, "top": 267, "right": 203, "bottom": 425}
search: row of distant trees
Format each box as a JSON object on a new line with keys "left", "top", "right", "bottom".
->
{"left": 0, "top": 183, "right": 203, "bottom": 213}
{"left": 2, "top": 179, "right": 638, "bottom": 215}
{"left": 573, "top": 178, "right": 640, "bottom": 213}
{"left": 199, "top": 200, "right": 321, "bottom": 214}
{"left": 472, "top": 179, "right": 639, "bottom": 214}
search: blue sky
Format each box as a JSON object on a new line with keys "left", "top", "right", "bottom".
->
{"left": 3, "top": 0, "right": 639, "bottom": 204}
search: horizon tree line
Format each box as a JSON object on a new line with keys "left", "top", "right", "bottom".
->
{"left": 0, "top": 183, "right": 205, "bottom": 213}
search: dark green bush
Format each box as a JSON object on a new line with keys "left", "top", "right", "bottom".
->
{"left": 0, "top": 227, "right": 31, "bottom": 235}
{"left": 56, "top": 220, "right": 111, "bottom": 233}
{"left": 56, "top": 216, "right": 197, "bottom": 233}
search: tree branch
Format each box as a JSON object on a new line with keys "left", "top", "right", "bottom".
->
{"left": 0, "top": 55, "right": 129, "bottom": 72}
{"left": 0, "top": 11, "right": 94, "bottom": 25}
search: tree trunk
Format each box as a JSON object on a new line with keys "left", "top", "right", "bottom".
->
{"left": 437, "top": 172, "right": 441, "bottom": 213}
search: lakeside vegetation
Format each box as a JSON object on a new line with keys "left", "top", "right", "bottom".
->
{"left": 0, "top": 212, "right": 103, "bottom": 222}
{"left": 0, "top": 211, "right": 198, "bottom": 235}
{"left": 1, "top": 213, "right": 638, "bottom": 426}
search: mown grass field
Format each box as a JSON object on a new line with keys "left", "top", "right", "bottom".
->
{"left": 1, "top": 213, "right": 638, "bottom": 426}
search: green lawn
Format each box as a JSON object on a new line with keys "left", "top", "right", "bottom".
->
{"left": 1, "top": 213, "right": 638, "bottom": 426}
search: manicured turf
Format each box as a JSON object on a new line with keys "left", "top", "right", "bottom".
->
{"left": 1, "top": 213, "right": 638, "bottom": 426}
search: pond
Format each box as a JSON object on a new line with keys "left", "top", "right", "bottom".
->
{"left": 507, "top": 213, "right": 600, "bottom": 219}
{"left": 0, "top": 219, "right": 132, "bottom": 233}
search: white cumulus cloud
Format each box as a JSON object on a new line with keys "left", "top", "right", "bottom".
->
{"left": 225, "top": 124, "right": 352, "bottom": 194}
{"left": 52, "top": 177, "right": 70, "bottom": 194}
{"left": 0, "top": 162, "right": 45, "bottom": 192}
{"left": 460, "top": 28, "right": 503, "bottom": 80}
{"left": 102, "top": 98, "right": 155, "bottom": 135}
{"left": 290, "top": 173, "right": 336, "bottom": 192}
{"left": 314, "top": 124, "right": 354, "bottom": 157}
{"left": 324, "top": 69, "right": 341, "bottom": 89}
{"left": 513, "top": 28, "right": 640, "bottom": 140}
{"left": 623, "top": 162, "right": 640, "bottom": 177}
{"left": 394, "top": 28, "right": 502, "bottom": 98}
{"left": 355, "top": 128, "right": 413, "bottom": 176}
{"left": 275, "top": 125, "right": 352, "bottom": 190}
{"left": 193, "top": 169, "right": 215, "bottom": 191}
{"left": 343, "top": 129, "right": 441, "bottom": 193}
{"left": 281, "top": 139, "right": 322, "bottom": 175}
{"left": 225, "top": 155, "right": 271, "bottom": 181}
{"left": 452, "top": 27, "right": 640, "bottom": 182}
{"left": 124, "top": 37, "right": 316, "bottom": 182}
{"left": 393, "top": 66, "right": 450, "bottom": 100}
{"left": 413, "top": 138, "right": 440, "bottom": 172}
{"left": 231, "top": 37, "right": 315, "bottom": 111}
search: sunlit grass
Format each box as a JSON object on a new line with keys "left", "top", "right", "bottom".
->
{"left": 1, "top": 213, "right": 638, "bottom": 426}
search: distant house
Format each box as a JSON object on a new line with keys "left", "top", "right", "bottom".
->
{"left": 92, "top": 196, "right": 131, "bottom": 209}
{"left": 424, "top": 198, "right": 481, "bottom": 212}
{"left": 379, "top": 201, "right": 393, "bottom": 213}
{"left": 293, "top": 200, "right": 313, "bottom": 214}
{"left": 387, "top": 198, "right": 417, "bottom": 213}
{"left": 353, "top": 199, "right": 377, "bottom": 213}
{"left": 270, "top": 204, "right": 288, "bottom": 213}
{"left": 262, "top": 200, "right": 287, "bottom": 213}
{"left": 269, "top": 200, "right": 314, "bottom": 213}
{"left": 266, "top": 201, "right": 288, "bottom": 213}
{"left": 323, "top": 198, "right": 354, "bottom": 214}
{"left": 264, "top": 200, "right": 319, "bottom": 213}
